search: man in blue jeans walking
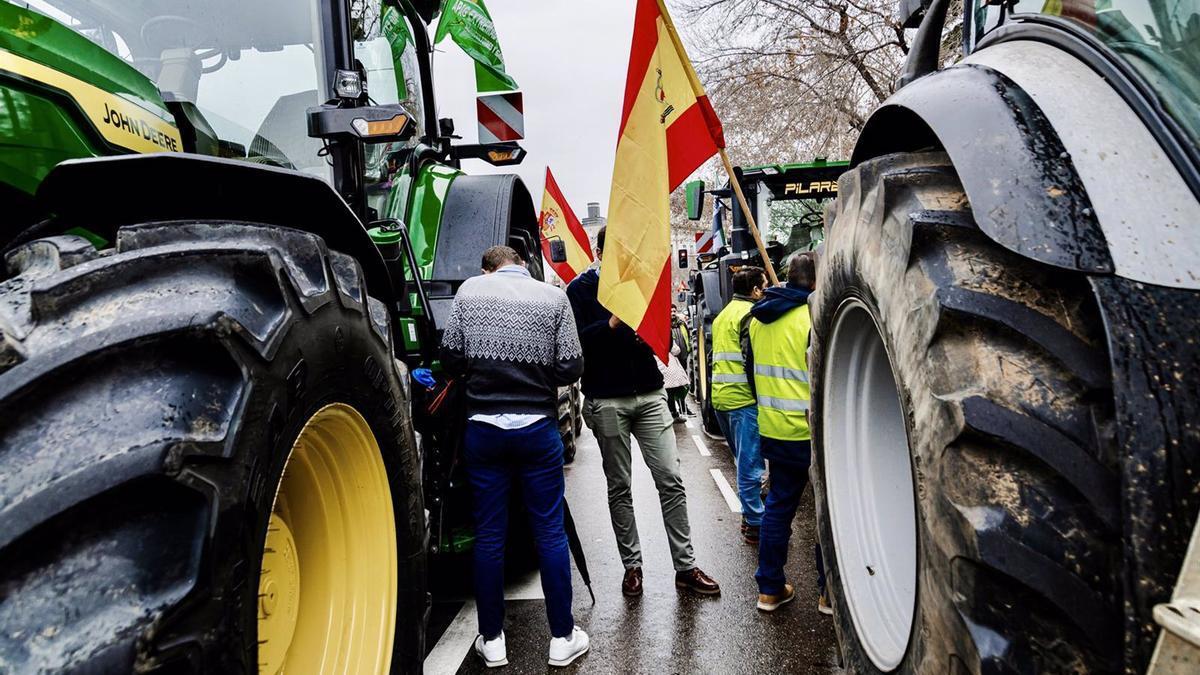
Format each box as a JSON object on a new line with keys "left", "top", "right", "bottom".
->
{"left": 441, "top": 245, "right": 590, "bottom": 668}
{"left": 710, "top": 266, "right": 768, "bottom": 544}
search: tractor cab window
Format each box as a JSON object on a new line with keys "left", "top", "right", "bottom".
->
{"left": 970, "top": 0, "right": 1200, "bottom": 146}
{"left": 352, "top": 0, "right": 427, "bottom": 212}
{"left": 754, "top": 183, "right": 826, "bottom": 253}
{"left": 778, "top": 202, "right": 825, "bottom": 252}
{"left": 15, "top": 0, "right": 331, "bottom": 179}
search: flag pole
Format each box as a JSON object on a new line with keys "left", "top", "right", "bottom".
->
{"left": 719, "top": 148, "right": 780, "bottom": 286}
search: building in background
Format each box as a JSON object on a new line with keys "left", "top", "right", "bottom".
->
{"left": 582, "top": 202, "right": 606, "bottom": 246}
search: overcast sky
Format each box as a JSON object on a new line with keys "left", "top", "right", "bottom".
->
{"left": 431, "top": 0, "right": 644, "bottom": 219}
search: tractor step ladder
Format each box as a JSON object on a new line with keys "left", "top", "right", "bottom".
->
{"left": 1149, "top": 514, "right": 1200, "bottom": 673}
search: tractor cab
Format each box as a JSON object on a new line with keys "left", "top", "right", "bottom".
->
{"left": 683, "top": 159, "right": 846, "bottom": 313}
{"left": 1, "top": 0, "right": 464, "bottom": 225}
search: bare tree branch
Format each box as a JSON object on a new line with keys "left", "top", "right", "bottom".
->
{"left": 674, "top": 0, "right": 908, "bottom": 165}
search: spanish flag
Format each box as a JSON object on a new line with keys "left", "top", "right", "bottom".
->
{"left": 538, "top": 167, "right": 593, "bottom": 283}
{"left": 601, "top": 0, "right": 725, "bottom": 361}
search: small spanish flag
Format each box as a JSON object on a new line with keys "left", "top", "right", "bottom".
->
{"left": 601, "top": 0, "right": 725, "bottom": 361}
{"left": 538, "top": 167, "right": 593, "bottom": 283}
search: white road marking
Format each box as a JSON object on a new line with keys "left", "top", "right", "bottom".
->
{"left": 710, "top": 468, "right": 743, "bottom": 513}
{"left": 423, "top": 599, "right": 478, "bottom": 674}
{"left": 422, "top": 570, "right": 544, "bottom": 672}
{"left": 691, "top": 433, "right": 712, "bottom": 457}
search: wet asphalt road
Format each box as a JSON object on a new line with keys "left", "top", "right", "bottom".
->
{"left": 424, "top": 400, "right": 840, "bottom": 674}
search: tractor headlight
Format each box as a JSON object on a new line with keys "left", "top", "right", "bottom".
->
{"left": 335, "top": 69, "right": 364, "bottom": 99}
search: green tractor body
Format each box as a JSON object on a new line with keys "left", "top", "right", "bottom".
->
{"left": 0, "top": 1, "right": 464, "bottom": 248}
{"left": 0, "top": 0, "right": 554, "bottom": 672}
{"left": 0, "top": 5, "right": 181, "bottom": 205}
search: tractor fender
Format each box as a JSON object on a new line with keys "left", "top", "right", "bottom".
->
{"left": 852, "top": 62, "right": 1114, "bottom": 275}
{"left": 854, "top": 42, "right": 1200, "bottom": 290}
{"left": 33, "top": 153, "right": 400, "bottom": 311}
{"left": 425, "top": 173, "right": 540, "bottom": 328}
{"left": 430, "top": 173, "right": 539, "bottom": 284}
{"left": 961, "top": 40, "right": 1200, "bottom": 292}
{"left": 695, "top": 268, "right": 725, "bottom": 320}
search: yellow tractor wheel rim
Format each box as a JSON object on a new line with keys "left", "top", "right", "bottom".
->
{"left": 258, "top": 403, "right": 398, "bottom": 675}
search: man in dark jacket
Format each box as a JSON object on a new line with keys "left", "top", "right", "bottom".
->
{"left": 740, "top": 252, "right": 827, "bottom": 614}
{"left": 567, "top": 227, "right": 720, "bottom": 597}
{"left": 441, "top": 245, "right": 590, "bottom": 668}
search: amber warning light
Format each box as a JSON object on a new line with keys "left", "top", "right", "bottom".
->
{"left": 352, "top": 114, "right": 410, "bottom": 139}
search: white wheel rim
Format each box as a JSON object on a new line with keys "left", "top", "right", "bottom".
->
{"left": 823, "top": 299, "right": 918, "bottom": 671}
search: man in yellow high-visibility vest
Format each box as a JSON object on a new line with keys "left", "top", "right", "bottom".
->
{"left": 710, "top": 266, "right": 768, "bottom": 543}
{"left": 744, "top": 252, "right": 826, "bottom": 614}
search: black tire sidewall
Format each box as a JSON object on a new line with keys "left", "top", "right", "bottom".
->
{"left": 225, "top": 297, "right": 424, "bottom": 673}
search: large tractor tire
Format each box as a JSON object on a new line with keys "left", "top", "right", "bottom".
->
{"left": 0, "top": 223, "right": 427, "bottom": 673}
{"left": 693, "top": 300, "right": 723, "bottom": 439}
{"left": 558, "top": 385, "right": 579, "bottom": 465}
{"left": 810, "top": 152, "right": 1121, "bottom": 673}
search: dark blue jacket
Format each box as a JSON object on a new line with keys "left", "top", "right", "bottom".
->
{"left": 566, "top": 268, "right": 663, "bottom": 398}
{"left": 750, "top": 285, "right": 811, "bottom": 323}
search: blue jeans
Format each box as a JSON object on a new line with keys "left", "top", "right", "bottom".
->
{"left": 717, "top": 406, "right": 765, "bottom": 526}
{"left": 464, "top": 418, "right": 573, "bottom": 639}
{"left": 756, "top": 440, "right": 819, "bottom": 595}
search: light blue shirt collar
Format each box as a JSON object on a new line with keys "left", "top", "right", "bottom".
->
{"left": 495, "top": 264, "right": 530, "bottom": 277}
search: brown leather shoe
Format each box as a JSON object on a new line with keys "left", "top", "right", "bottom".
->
{"left": 622, "top": 567, "right": 643, "bottom": 597}
{"left": 675, "top": 567, "right": 721, "bottom": 595}
{"left": 743, "top": 525, "right": 761, "bottom": 545}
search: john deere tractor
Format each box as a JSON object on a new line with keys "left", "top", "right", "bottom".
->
{"left": 681, "top": 159, "right": 846, "bottom": 437}
{"left": 809, "top": 0, "right": 1200, "bottom": 672}
{"left": 0, "top": 0, "right": 551, "bottom": 672}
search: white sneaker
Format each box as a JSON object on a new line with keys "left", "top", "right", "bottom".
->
{"left": 474, "top": 631, "right": 508, "bottom": 668}
{"left": 547, "top": 626, "right": 590, "bottom": 667}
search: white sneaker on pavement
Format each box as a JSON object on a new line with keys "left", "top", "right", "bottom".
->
{"left": 548, "top": 626, "right": 590, "bottom": 667}
{"left": 474, "top": 631, "right": 508, "bottom": 668}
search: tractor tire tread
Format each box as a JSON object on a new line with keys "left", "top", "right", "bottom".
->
{"left": 810, "top": 152, "right": 1120, "bottom": 674}
{"left": 0, "top": 222, "right": 425, "bottom": 673}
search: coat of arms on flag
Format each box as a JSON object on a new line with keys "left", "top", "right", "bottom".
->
{"left": 538, "top": 168, "right": 593, "bottom": 283}
{"left": 600, "top": 0, "right": 726, "bottom": 361}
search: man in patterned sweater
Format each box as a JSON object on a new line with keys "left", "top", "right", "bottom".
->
{"left": 441, "top": 245, "right": 589, "bottom": 668}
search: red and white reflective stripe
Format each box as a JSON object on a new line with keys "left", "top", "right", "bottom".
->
{"left": 695, "top": 229, "right": 714, "bottom": 254}
{"left": 477, "top": 92, "right": 524, "bottom": 143}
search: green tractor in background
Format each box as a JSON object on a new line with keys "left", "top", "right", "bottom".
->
{"left": 0, "top": 0, "right": 553, "bottom": 672}
{"left": 808, "top": 0, "right": 1200, "bottom": 672}
{"left": 681, "top": 159, "right": 846, "bottom": 438}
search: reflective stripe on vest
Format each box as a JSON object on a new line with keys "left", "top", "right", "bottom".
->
{"left": 749, "top": 304, "right": 813, "bottom": 441}
{"left": 712, "top": 373, "right": 748, "bottom": 383}
{"left": 753, "top": 364, "right": 809, "bottom": 383}
{"left": 711, "top": 299, "right": 755, "bottom": 411}
{"left": 757, "top": 395, "right": 810, "bottom": 411}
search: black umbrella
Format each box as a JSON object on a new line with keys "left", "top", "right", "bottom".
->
{"left": 562, "top": 499, "right": 595, "bottom": 604}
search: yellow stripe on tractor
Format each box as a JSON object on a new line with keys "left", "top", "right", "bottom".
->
{"left": 0, "top": 49, "right": 181, "bottom": 154}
